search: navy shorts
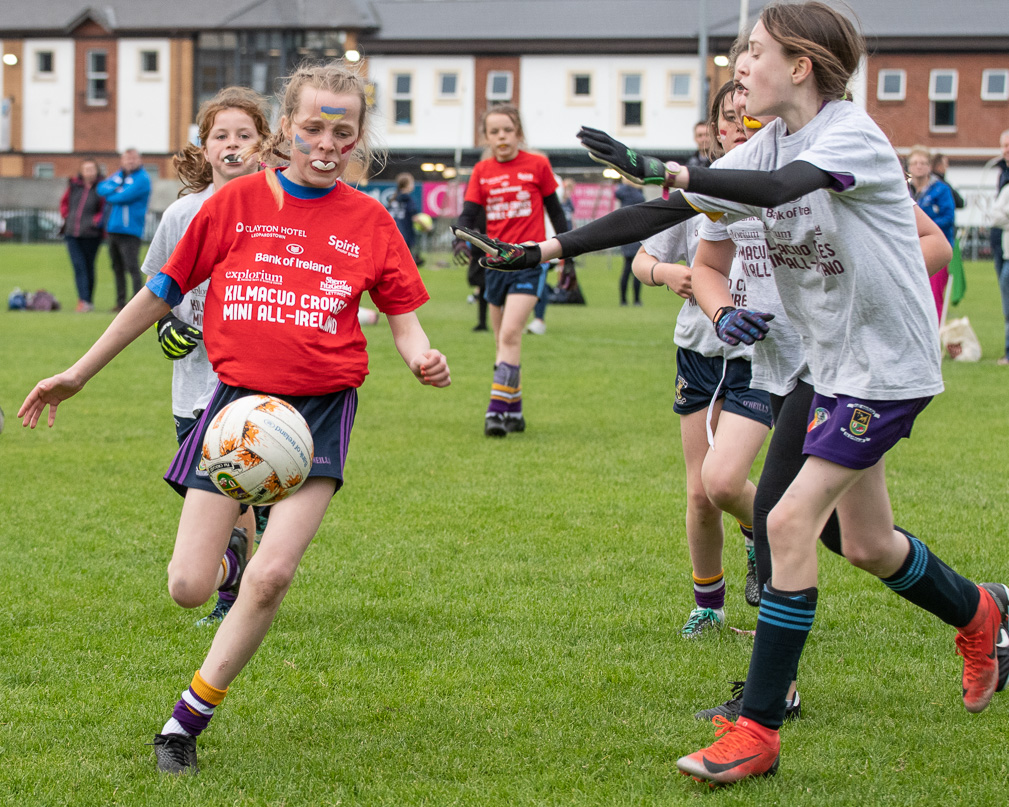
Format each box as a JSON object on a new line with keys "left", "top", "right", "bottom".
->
{"left": 174, "top": 414, "right": 199, "bottom": 445}
{"left": 673, "top": 348, "right": 772, "bottom": 427}
{"left": 164, "top": 382, "right": 358, "bottom": 499}
{"left": 484, "top": 264, "right": 548, "bottom": 306}
{"left": 803, "top": 393, "right": 931, "bottom": 470}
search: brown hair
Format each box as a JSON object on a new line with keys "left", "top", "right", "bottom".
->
{"left": 759, "top": 1, "right": 865, "bottom": 101}
{"left": 174, "top": 86, "right": 271, "bottom": 196}
{"left": 395, "top": 172, "right": 414, "bottom": 192}
{"left": 705, "top": 81, "right": 737, "bottom": 161}
{"left": 479, "top": 104, "right": 525, "bottom": 142}
{"left": 258, "top": 60, "right": 384, "bottom": 208}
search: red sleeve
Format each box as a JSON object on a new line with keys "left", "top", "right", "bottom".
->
{"left": 463, "top": 162, "right": 486, "bottom": 206}
{"left": 59, "top": 187, "right": 70, "bottom": 219}
{"left": 537, "top": 156, "right": 558, "bottom": 198}
{"left": 368, "top": 216, "right": 430, "bottom": 315}
{"left": 161, "top": 204, "right": 223, "bottom": 294}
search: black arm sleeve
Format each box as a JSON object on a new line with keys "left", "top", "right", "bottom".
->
{"left": 685, "top": 160, "right": 836, "bottom": 208}
{"left": 555, "top": 191, "right": 700, "bottom": 258}
{"left": 543, "top": 192, "right": 570, "bottom": 236}
{"left": 456, "top": 200, "right": 483, "bottom": 231}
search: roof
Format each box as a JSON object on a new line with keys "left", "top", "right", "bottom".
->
{"left": 2, "top": 0, "right": 1007, "bottom": 44}
{"left": 1, "top": 0, "right": 380, "bottom": 34}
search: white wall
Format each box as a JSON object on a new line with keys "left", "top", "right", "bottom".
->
{"left": 368, "top": 56, "right": 475, "bottom": 149}
{"left": 520, "top": 55, "right": 703, "bottom": 152}
{"left": 116, "top": 39, "right": 170, "bottom": 153}
{"left": 22, "top": 39, "right": 74, "bottom": 153}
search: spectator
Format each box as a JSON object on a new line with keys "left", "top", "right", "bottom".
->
{"left": 931, "top": 153, "right": 965, "bottom": 209}
{"left": 992, "top": 129, "right": 1009, "bottom": 365}
{"left": 387, "top": 173, "right": 424, "bottom": 268}
{"left": 686, "top": 120, "right": 712, "bottom": 168}
{"left": 97, "top": 148, "right": 151, "bottom": 311}
{"left": 60, "top": 158, "right": 105, "bottom": 312}
{"left": 614, "top": 178, "right": 645, "bottom": 306}
{"left": 907, "top": 145, "right": 955, "bottom": 322}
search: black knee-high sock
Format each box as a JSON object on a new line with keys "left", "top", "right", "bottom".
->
{"left": 740, "top": 585, "right": 817, "bottom": 729}
{"left": 881, "top": 528, "right": 980, "bottom": 628}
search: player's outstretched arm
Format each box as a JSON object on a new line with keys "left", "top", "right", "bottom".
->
{"left": 19, "top": 288, "right": 171, "bottom": 428}
{"left": 386, "top": 311, "right": 451, "bottom": 388}
{"left": 450, "top": 226, "right": 563, "bottom": 271}
{"left": 576, "top": 127, "right": 671, "bottom": 186}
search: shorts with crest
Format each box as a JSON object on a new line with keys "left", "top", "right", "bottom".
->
{"left": 484, "top": 264, "right": 549, "bottom": 306}
{"left": 673, "top": 348, "right": 772, "bottom": 427}
{"left": 164, "top": 382, "right": 357, "bottom": 498}
{"left": 803, "top": 393, "right": 931, "bottom": 470}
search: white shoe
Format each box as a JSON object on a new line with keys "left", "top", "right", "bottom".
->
{"left": 526, "top": 319, "right": 547, "bottom": 335}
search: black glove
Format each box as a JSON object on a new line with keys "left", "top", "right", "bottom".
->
{"left": 577, "top": 126, "right": 671, "bottom": 186}
{"left": 451, "top": 226, "right": 543, "bottom": 271}
{"left": 157, "top": 313, "right": 203, "bottom": 360}
{"left": 712, "top": 306, "right": 775, "bottom": 346}
{"left": 451, "top": 237, "right": 472, "bottom": 266}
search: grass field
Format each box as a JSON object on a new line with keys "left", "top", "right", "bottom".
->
{"left": 2, "top": 243, "right": 1008, "bottom": 805}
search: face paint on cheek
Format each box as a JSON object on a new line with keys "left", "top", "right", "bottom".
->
{"left": 320, "top": 106, "right": 346, "bottom": 121}
{"left": 340, "top": 139, "right": 357, "bottom": 155}
{"left": 294, "top": 134, "right": 312, "bottom": 155}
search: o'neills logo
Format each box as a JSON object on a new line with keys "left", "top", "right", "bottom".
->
{"left": 328, "top": 235, "right": 361, "bottom": 258}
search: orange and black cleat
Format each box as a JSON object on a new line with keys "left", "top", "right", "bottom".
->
{"left": 957, "top": 584, "right": 1001, "bottom": 713}
{"left": 676, "top": 715, "right": 780, "bottom": 786}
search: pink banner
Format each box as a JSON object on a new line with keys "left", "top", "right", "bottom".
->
{"left": 422, "top": 182, "right": 466, "bottom": 218}
{"left": 571, "top": 183, "right": 617, "bottom": 220}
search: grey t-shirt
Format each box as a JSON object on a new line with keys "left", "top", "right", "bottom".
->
{"left": 642, "top": 216, "right": 752, "bottom": 361}
{"left": 141, "top": 186, "right": 218, "bottom": 419}
{"left": 686, "top": 101, "right": 942, "bottom": 400}
{"left": 701, "top": 214, "right": 810, "bottom": 396}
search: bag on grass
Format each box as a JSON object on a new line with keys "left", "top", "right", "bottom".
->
{"left": 939, "top": 316, "right": 981, "bottom": 362}
{"left": 26, "top": 289, "right": 61, "bottom": 311}
{"left": 548, "top": 260, "right": 586, "bottom": 305}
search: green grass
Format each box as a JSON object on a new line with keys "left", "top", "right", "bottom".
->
{"left": 1, "top": 243, "right": 1008, "bottom": 805}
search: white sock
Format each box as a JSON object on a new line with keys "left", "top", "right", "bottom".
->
{"left": 161, "top": 717, "right": 191, "bottom": 737}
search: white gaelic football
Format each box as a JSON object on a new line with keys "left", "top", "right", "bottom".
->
{"left": 202, "top": 395, "right": 314, "bottom": 505}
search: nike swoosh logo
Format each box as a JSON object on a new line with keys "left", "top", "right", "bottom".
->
{"left": 703, "top": 753, "right": 761, "bottom": 774}
{"left": 997, "top": 628, "right": 1009, "bottom": 650}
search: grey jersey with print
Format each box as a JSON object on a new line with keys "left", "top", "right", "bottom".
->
{"left": 642, "top": 216, "right": 752, "bottom": 361}
{"left": 141, "top": 186, "right": 218, "bottom": 419}
{"left": 686, "top": 101, "right": 942, "bottom": 401}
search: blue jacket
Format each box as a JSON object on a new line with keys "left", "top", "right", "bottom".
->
{"left": 97, "top": 167, "right": 151, "bottom": 237}
{"left": 912, "top": 176, "right": 955, "bottom": 246}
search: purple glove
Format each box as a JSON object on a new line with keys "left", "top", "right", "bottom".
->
{"left": 713, "top": 306, "right": 775, "bottom": 346}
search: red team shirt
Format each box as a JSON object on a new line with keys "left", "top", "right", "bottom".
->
{"left": 464, "top": 150, "right": 558, "bottom": 243}
{"left": 161, "top": 170, "right": 429, "bottom": 395}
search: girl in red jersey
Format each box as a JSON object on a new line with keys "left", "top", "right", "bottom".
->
{"left": 453, "top": 105, "right": 570, "bottom": 436}
{"left": 19, "top": 61, "right": 451, "bottom": 775}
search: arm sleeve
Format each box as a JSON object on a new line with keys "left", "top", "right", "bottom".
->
{"left": 555, "top": 192, "right": 700, "bottom": 258}
{"left": 110, "top": 172, "right": 151, "bottom": 204}
{"left": 931, "top": 185, "right": 956, "bottom": 232}
{"left": 685, "top": 160, "right": 836, "bottom": 208}
{"left": 145, "top": 272, "right": 185, "bottom": 307}
{"left": 59, "top": 187, "right": 70, "bottom": 219}
{"left": 456, "top": 200, "right": 483, "bottom": 231}
{"left": 543, "top": 192, "right": 570, "bottom": 235}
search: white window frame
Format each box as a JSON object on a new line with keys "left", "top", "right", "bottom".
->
{"left": 86, "top": 49, "right": 109, "bottom": 107}
{"left": 486, "top": 71, "right": 513, "bottom": 103}
{"left": 138, "top": 49, "right": 160, "bottom": 79}
{"left": 391, "top": 71, "right": 413, "bottom": 128}
{"left": 436, "top": 71, "right": 460, "bottom": 102}
{"left": 568, "top": 71, "right": 593, "bottom": 105}
{"left": 34, "top": 50, "right": 55, "bottom": 78}
{"left": 876, "top": 69, "right": 906, "bottom": 101}
{"left": 667, "top": 71, "right": 693, "bottom": 103}
{"left": 32, "top": 162, "right": 55, "bottom": 179}
{"left": 981, "top": 69, "right": 1009, "bottom": 102}
{"left": 620, "top": 72, "right": 644, "bottom": 130}
{"left": 928, "top": 69, "right": 958, "bottom": 132}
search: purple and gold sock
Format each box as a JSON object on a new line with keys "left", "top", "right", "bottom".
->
{"left": 163, "top": 670, "right": 228, "bottom": 738}
{"left": 488, "top": 362, "right": 521, "bottom": 416}
{"left": 693, "top": 570, "right": 726, "bottom": 610}
{"left": 219, "top": 548, "right": 239, "bottom": 590}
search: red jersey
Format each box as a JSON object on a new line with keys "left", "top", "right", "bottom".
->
{"left": 464, "top": 150, "right": 558, "bottom": 243}
{"left": 161, "top": 171, "right": 429, "bottom": 395}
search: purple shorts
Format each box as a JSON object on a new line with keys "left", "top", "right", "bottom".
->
{"left": 802, "top": 393, "right": 932, "bottom": 470}
{"left": 165, "top": 382, "right": 358, "bottom": 498}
